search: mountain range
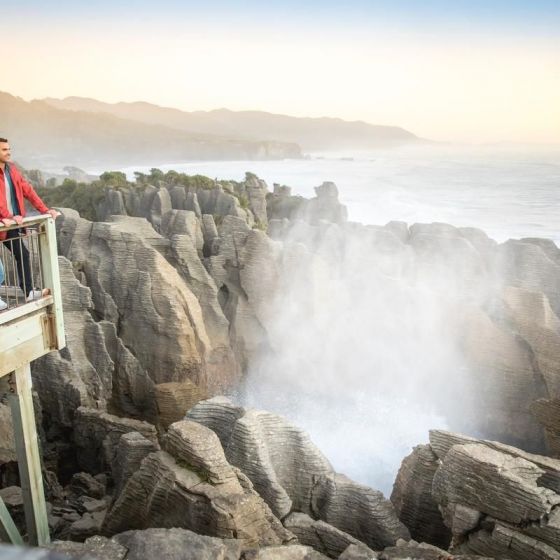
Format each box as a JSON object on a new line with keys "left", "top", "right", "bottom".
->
{"left": 1, "top": 91, "right": 421, "bottom": 170}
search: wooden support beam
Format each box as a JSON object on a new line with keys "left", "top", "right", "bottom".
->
{"left": 39, "top": 218, "right": 65, "bottom": 350}
{"left": 8, "top": 365, "right": 50, "bottom": 546}
{"left": 0, "top": 495, "right": 24, "bottom": 545}
{"left": 0, "top": 500, "right": 16, "bottom": 544}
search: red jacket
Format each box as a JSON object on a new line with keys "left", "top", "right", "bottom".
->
{"left": 0, "top": 163, "right": 49, "bottom": 240}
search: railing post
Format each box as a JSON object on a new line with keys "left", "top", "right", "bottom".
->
{"left": 7, "top": 364, "right": 50, "bottom": 546}
{"left": 38, "top": 217, "right": 65, "bottom": 349}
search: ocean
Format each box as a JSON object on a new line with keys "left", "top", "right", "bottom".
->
{"left": 120, "top": 143, "right": 560, "bottom": 244}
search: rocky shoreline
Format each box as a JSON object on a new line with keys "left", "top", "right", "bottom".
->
{"left": 1, "top": 171, "right": 560, "bottom": 559}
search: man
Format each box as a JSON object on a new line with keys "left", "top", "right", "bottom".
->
{"left": 0, "top": 137, "right": 60, "bottom": 308}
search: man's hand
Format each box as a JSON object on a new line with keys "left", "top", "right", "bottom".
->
{"left": 1, "top": 218, "right": 16, "bottom": 226}
{"left": 13, "top": 215, "right": 23, "bottom": 225}
{"left": 47, "top": 209, "right": 61, "bottom": 219}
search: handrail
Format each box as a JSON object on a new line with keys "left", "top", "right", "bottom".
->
{"left": 0, "top": 295, "right": 54, "bottom": 327}
{"left": 0, "top": 214, "right": 51, "bottom": 233}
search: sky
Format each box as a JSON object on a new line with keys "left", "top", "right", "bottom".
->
{"left": 2, "top": 0, "right": 559, "bottom": 143}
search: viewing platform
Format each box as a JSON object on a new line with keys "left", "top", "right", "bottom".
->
{"left": 0, "top": 215, "right": 65, "bottom": 546}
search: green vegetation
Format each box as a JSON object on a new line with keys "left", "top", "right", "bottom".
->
{"left": 99, "top": 171, "right": 128, "bottom": 187}
{"left": 37, "top": 168, "right": 263, "bottom": 222}
{"left": 253, "top": 220, "right": 267, "bottom": 231}
{"left": 37, "top": 169, "right": 132, "bottom": 221}
{"left": 237, "top": 194, "right": 249, "bottom": 210}
{"left": 37, "top": 179, "right": 107, "bottom": 221}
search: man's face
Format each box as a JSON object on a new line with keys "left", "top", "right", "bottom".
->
{"left": 0, "top": 142, "right": 11, "bottom": 164}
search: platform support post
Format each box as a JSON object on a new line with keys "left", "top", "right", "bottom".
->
{"left": 8, "top": 364, "right": 50, "bottom": 546}
{"left": 0, "top": 494, "right": 24, "bottom": 545}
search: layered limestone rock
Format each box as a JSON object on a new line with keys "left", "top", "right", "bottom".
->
{"left": 160, "top": 209, "right": 204, "bottom": 252}
{"left": 531, "top": 399, "right": 560, "bottom": 457}
{"left": 112, "top": 528, "right": 243, "bottom": 560}
{"left": 111, "top": 432, "right": 159, "bottom": 498}
{"left": 154, "top": 380, "right": 207, "bottom": 428}
{"left": 498, "top": 238, "right": 560, "bottom": 317}
{"left": 49, "top": 535, "right": 127, "bottom": 560}
{"left": 264, "top": 214, "right": 559, "bottom": 453}
{"left": 236, "top": 173, "right": 269, "bottom": 228}
{"left": 0, "top": 403, "right": 16, "bottom": 465}
{"left": 408, "top": 222, "right": 493, "bottom": 299}
{"left": 284, "top": 513, "right": 377, "bottom": 559}
{"left": 251, "top": 545, "right": 330, "bottom": 559}
{"left": 455, "top": 524, "right": 560, "bottom": 560}
{"left": 73, "top": 407, "right": 158, "bottom": 473}
{"left": 32, "top": 255, "right": 157, "bottom": 429}
{"left": 267, "top": 184, "right": 306, "bottom": 222}
{"left": 187, "top": 398, "right": 409, "bottom": 550}
{"left": 49, "top": 529, "right": 239, "bottom": 560}
{"left": 401, "top": 223, "right": 560, "bottom": 452}
{"left": 267, "top": 182, "right": 347, "bottom": 226}
{"left": 205, "top": 217, "right": 280, "bottom": 370}
{"left": 311, "top": 474, "right": 410, "bottom": 551}
{"left": 432, "top": 444, "right": 560, "bottom": 528}
{"left": 501, "top": 286, "right": 560, "bottom": 395}
{"left": 378, "top": 540, "right": 492, "bottom": 559}
{"left": 47, "top": 209, "right": 239, "bottom": 429}
{"left": 57, "top": 211, "right": 210, "bottom": 387}
{"left": 98, "top": 176, "right": 264, "bottom": 228}
{"left": 164, "top": 225, "right": 240, "bottom": 389}
{"left": 393, "top": 429, "right": 560, "bottom": 560}
{"left": 7, "top": 175, "right": 560, "bottom": 559}
{"left": 103, "top": 419, "right": 294, "bottom": 546}
{"left": 187, "top": 397, "right": 334, "bottom": 518}
{"left": 39, "top": 177, "right": 560, "bottom": 464}
{"left": 455, "top": 303, "right": 548, "bottom": 450}
{"left": 390, "top": 445, "right": 451, "bottom": 549}
{"left": 305, "top": 182, "right": 348, "bottom": 225}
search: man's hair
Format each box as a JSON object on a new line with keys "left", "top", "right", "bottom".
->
{"left": 0, "top": 138, "right": 7, "bottom": 143}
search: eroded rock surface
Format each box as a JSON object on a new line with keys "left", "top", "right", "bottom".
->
{"left": 393, "top": 429, "right": 560, "bottom": 559}
{"left": 103, "top": 419, "right": 294, "bottom": 546}
{"left": 187, "top": 398, "right": 409, "bottom": 550}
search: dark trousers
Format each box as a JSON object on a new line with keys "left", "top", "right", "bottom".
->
{"left": 5, "top": 228, "right": 33, "bottom": 296}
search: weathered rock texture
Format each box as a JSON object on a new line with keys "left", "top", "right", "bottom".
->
{"left": 103, "top": 419, "right": 294, "bottom": 546}
{"left": 24, "top": 175, "right": 560, "bottom": 476}
{"left": 187, "top": 398, "right": 409, "bottom": 550}
{"left": 390, "top": 445, "right": 451, "bottom": 549}
{"left": 188, "top": 397, "right": 333, "bottom": 518}
{"left": 378, "top": 540, "right": 492, "bottom": 559}
{"left": 112, "top": 528, "right": 243, "bottom": 560}
{"left": 284, "top": 512, "right": 377, "bottom": 559}
{"left": 2, "top": 173, "right": 559, "bottom": 560}
{"left": 393, "top": 429, "right": 560, "bottom": 559}
{"left": 532, "top": 398, "right": 560, "bottom": 457}
{"left": 73, "top": 407, "right": 158, "bottom": 474}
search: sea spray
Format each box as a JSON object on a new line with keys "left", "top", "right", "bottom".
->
{"left": 238, "top": 217, "right": 489, "bottom": 494}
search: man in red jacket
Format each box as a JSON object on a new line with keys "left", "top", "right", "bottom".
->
{"left": 0, "top": 138, "right": 60, "bottom": 307}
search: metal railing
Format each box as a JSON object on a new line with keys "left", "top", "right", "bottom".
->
{"left": 0, "top": 219, "right": 47, "bottom": 311}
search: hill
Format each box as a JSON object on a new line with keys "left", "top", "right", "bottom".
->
{"left": 43, "top": 96, "right": 421, "bottom": 151}
{"left": 0, "top": 92, "right": 301, "bottom": 170}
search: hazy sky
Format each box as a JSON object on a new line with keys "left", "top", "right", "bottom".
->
{"left": 2, "top": 0, "right": 559, "bottom": 142}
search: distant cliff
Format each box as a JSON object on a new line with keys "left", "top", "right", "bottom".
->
{"left": 0, "top": 91, "right": 301, "bottom": 170}
{"left": 43, "top": 96, "right": 422, "bottom": 151}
